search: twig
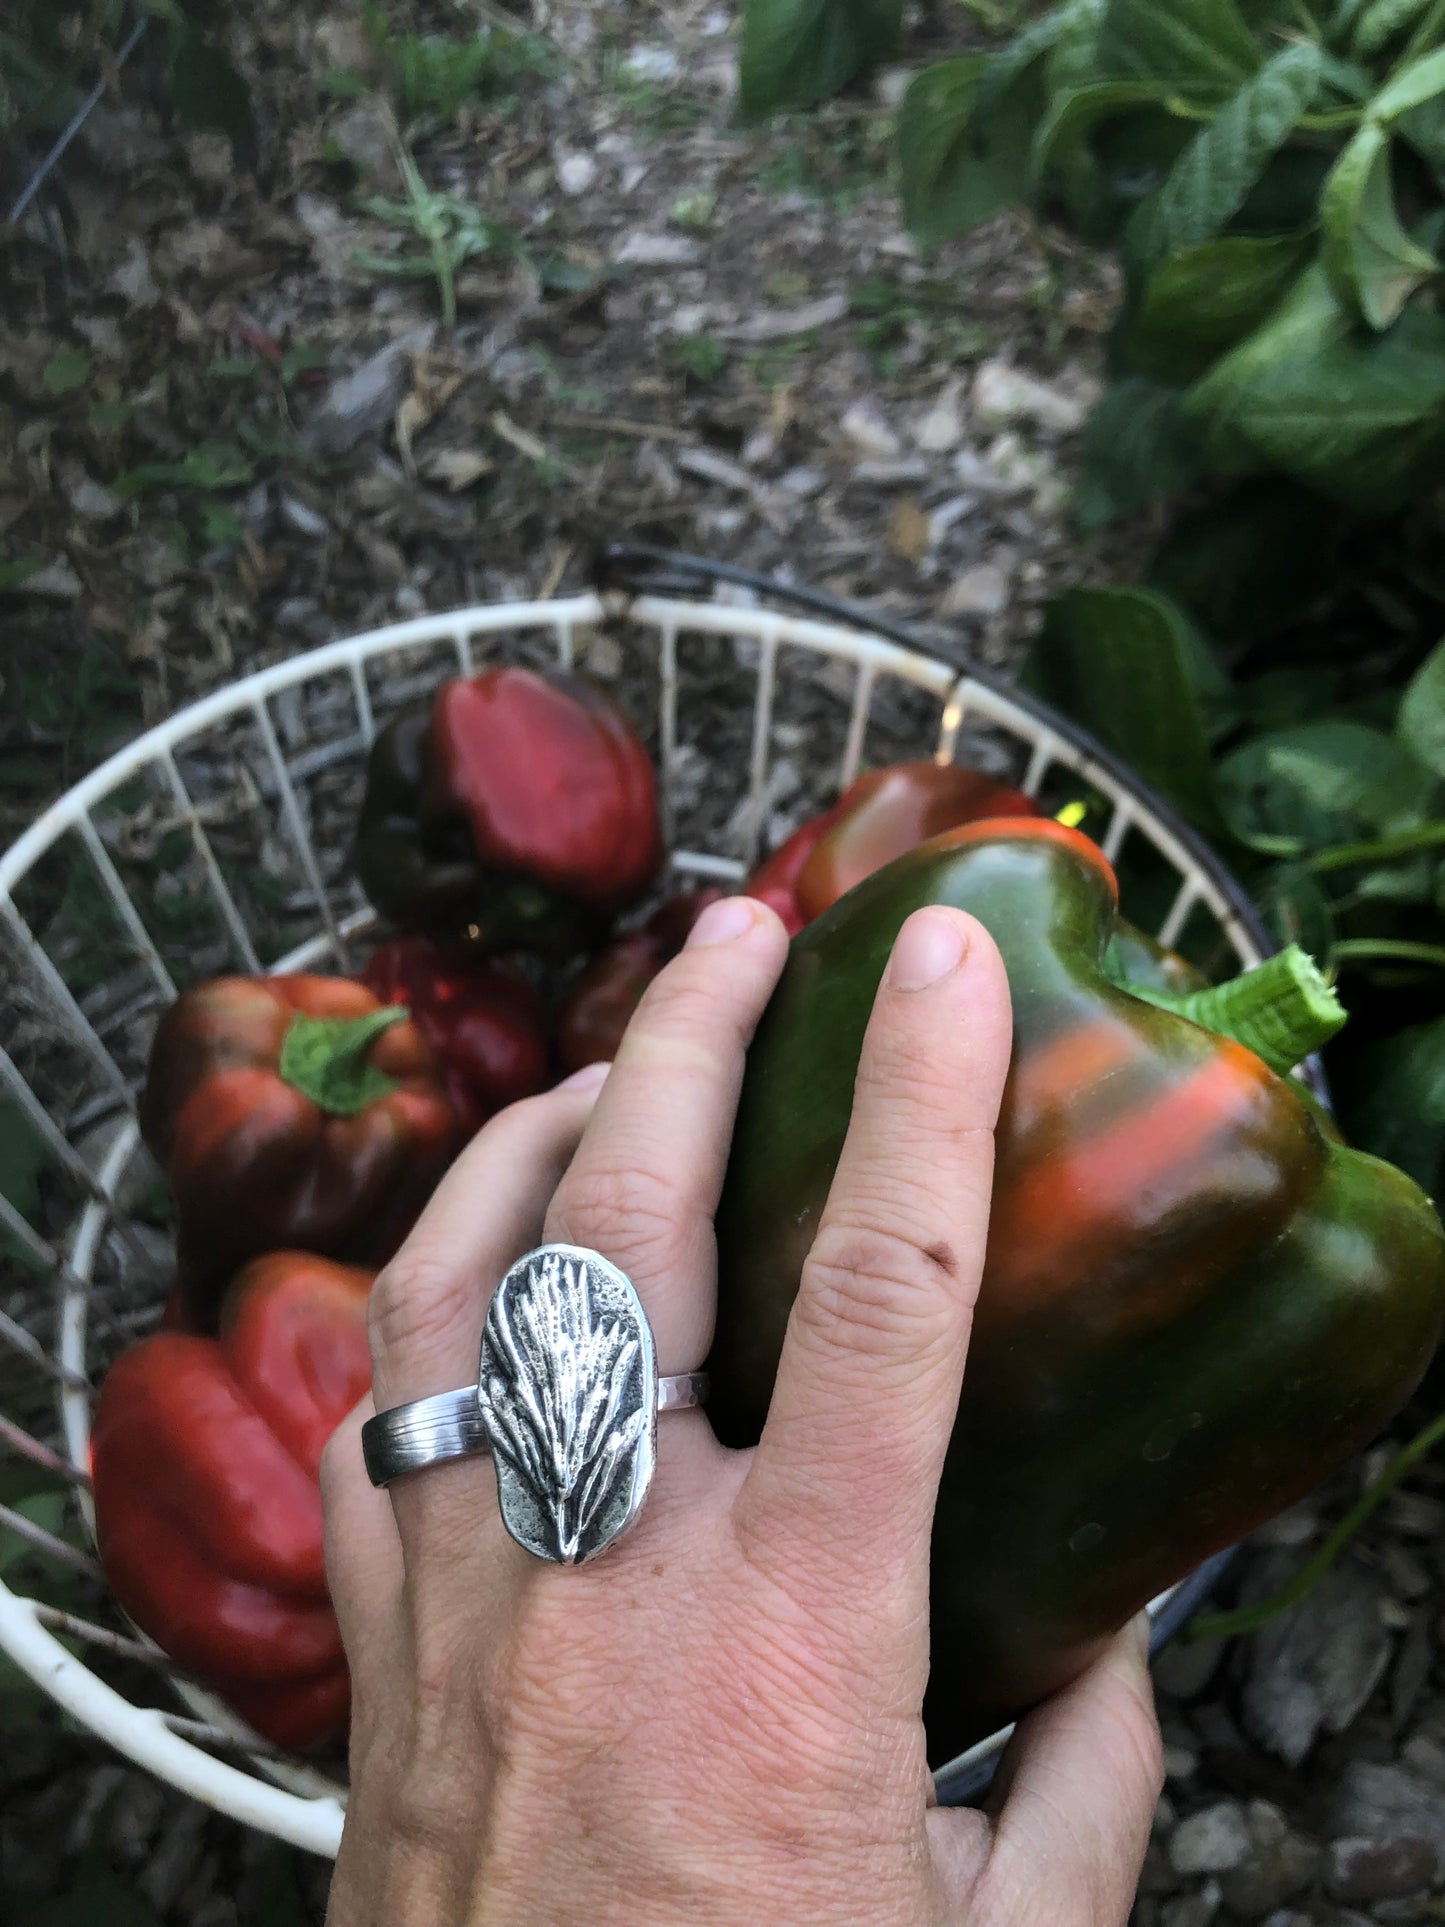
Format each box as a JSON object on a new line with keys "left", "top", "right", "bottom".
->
{"left": 0, "top": 1501, "right": 105, "bottom": 1582}
{"left": 6, "top": 17, "right": 148, "bottom": 227}
{"left": 547, "top": 411, "right": 694, "bottom": 445}
{"left": 537, "top": 544, "right": 575, "bottom": 600}
{"left": 0, "top": 1414, "right": 91, "bottom": 1490}
{"left": 0, "top": 1309, "right": 91, "bottom": 1394}
{"left": 33, "top": 1604, "right": 170, "bottom": 1670}
{"left": 159, "top": 1712, "right": 295, "bottom": 1763}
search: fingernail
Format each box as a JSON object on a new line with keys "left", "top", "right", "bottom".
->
{"left": 887, "top": 908, "right": 968, "bottom": 991}
{"left": 686, "top": 896, "right": 758, "bottom": 947}
{"left": 557, "top": 1060, "right": 610, "bottom": 1092}
{"left": 1127, "top": 1611, "right": 1153, "bottom": 1664}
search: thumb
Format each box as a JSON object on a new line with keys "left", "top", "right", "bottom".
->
{"left": 932, "top": 1617, "right": 1163, "bottom": 1925}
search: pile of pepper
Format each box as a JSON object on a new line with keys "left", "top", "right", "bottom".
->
{"left": 88, "top": 657, "right": 1445, "bottom": 1760}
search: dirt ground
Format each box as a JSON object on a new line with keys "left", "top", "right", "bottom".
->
{"left": 3, "top": 4, "right": 1445, "bottom": 1923}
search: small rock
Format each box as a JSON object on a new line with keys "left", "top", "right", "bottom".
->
{"left": 779, "top": 465, "right": 826, "bottom": 498}
{"left": 1241, "top": 1559, "right": 1393, "bottom": 1765}
{"left": 68, "top": 476, "right": 123, "bottom": 521}
{"left": 1218, "top": 1800, "right": 1318, "bottom": 1918}
{"left": 307, "top": 325, "right": 435, "bottom": 457}
{"left": 973, "top": 358, "right": 1093, "bottom": 434}
{"left": 1169, "top": 1801, "right": 1251, "bottom": 1876}
{"left": 578, "top": 633, "right": 624, "bottom": 681}
{"left": 1161, "top": 1889, "right": 1220, "bottom": 1927}
{"left": 1153, "top": 1635, "right": 1226, "bottom": 1700}
{"left": 1331, "top": 1760, "right": 1445, "bottom": 1841}
{"left": 280, "top": 496, "right": 328, "bottom": 538}
{"left": 722, "top": 294, "right": 849, "bottom": 343}
{"left": 625, "top": 44, "right": 680, "bottom": 81}
{"left": 1163, "top": 1743, "right": 1200, "bottom": 1782}
{"left": 874, "top": 64, "right": 913, "bottom": 108}
{"left": 841, "top": 400, "right": 902, "bottom": 461}
{"left": 557, "top": 152, "right": 598, "bottom": 196}
{"left": 107, "top": 237, "right": 161, "bottom": 307}
{"left": 940, "top": 563, "right": 1010, "bottom": 619}
{"left": 1327, "top": 1834, "right": 1438, "bottom": 1903}
{"left": 912, "top": 378, "right": 966, "bottom": 454}
{"left": 24, "top": 558, "right": 83, "bottom": 599}
{"left": 184, "top": 132, "right": 233, "bottom": 186}
{"left": 616, "top": 231, "right": 702, "bottom": 267}
{"left": 330, "top": 98, "right": 403, "bottom": 190}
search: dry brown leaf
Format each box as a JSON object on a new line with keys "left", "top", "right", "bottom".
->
{"left": 886, "top": 498, "right": 931, "bottom": 565}
{"left": 420, "top": 448, "right": 495, "bottom": 491}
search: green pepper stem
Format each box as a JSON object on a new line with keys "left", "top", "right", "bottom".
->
{"left": 1129, "top": 944, "right": 1346, "bottom": 1076}
{"left": 278, "top": 1005, "right": 409, "bottom": 1116}
{"left": 1184, "top": 1407, "right": 1445, "bottom": 1643}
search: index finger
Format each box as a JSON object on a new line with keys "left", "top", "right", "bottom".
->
{"left": 736, "top": 908, "right": 1011, "bottom": 1629}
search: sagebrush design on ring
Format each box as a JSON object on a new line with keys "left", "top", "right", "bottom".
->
{"left": 362, "top": 1243, "right": 708, "bottom": 1565}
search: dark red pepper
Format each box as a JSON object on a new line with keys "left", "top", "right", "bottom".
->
{"left": 362, "top": 937, "right": 550, "bottom": 1138}
{"left": 747, "top": 762, "right": 1037, "bottom": 934}
{"left": 91, "top": 1252, "right": 374, "bottom": 1749}
{"left": 556, "top": 890, "right": 721, "bottom": 1072}
{"left": 354, "top": 668, "right": 662, "bottom": 950}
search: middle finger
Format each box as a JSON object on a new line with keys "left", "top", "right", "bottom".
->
{"left": 545, "top": 896, "right": 789, "bottom": 1368}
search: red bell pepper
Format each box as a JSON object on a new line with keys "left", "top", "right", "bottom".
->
{"left": 747, "top": 762, "right": 1038, "bottom": 934}
{"left": 353, "top": 667, "right": 662, "bottom": 949}
{"left": 362, "top": 937, "right": 551, "bottom": 1137}
{"left": 556, "top": 890, "right": 721, "bottom": 1072}
{"left": 91, "top": 1253, "right": 374, "bottom": 1749}
{"left": 141, "top": 976, "right": 456, "bottom": 1329}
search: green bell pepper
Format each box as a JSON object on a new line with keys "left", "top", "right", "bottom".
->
{"left": 712, "top": 819, "right": 1445, "bottom": 1760}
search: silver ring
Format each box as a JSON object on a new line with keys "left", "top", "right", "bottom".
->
{"left": 362, "top": 1243, "right": 707, "bottom": 1566}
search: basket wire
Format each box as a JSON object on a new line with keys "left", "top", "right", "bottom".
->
{"left": 0, "top": 570, "right": 1275, "bottom": 1853}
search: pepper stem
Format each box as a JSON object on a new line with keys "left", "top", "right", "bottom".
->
{"left": 1128, "top": 944, "right": 1346, "bottom": 1076}
{"left": 278, "top": 1005, "right": 409, "bottom": 1116}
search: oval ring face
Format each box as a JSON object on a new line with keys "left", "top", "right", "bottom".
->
{"left": 478, "top": 1244, "right": 658, "bottom": 1565}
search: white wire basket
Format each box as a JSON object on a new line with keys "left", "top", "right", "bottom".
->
{"left": 0, "top": 549, "right": 1287, "bottom": 1854}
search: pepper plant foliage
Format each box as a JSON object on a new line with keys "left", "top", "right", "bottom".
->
{"left": 741, "top": 0, "right": 1445, "bottom": 518}
{"left": 1025, "top": 598, "right": 1445, "bottom": 1195}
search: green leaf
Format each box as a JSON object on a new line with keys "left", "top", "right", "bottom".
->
{"left": 971, "top": 2, "right": 1075, "bottom": 121}
{"left": 1217, "top": 719, "right": 1435, "bottom": 850}
{"left": 1031, "top": 78, "right": 1166, "bottom": 186}
{"left": 41, "top": 348, "right": 92, "bottom": 396}
{"left": 1321, "top": 123, "right": 1438, "bottom": 328}
{"left": 1096, "top": 0, "right": 1262, "bottom": 101}
{"left": 738, "top": 0, "right": 902, "bottom": 117}
{"left": 1125, "top": 43, "right": 1322, "bottom": 277}
{"left": 1351, "top": 0, "right": 1433, "bottom": 57}
{"left": 1076, "top": 376, "right": 1209, "bottom": 523}
{"left": 1397, "top": 639, "right": 1445, "bottom": 776}
{"left": 1370, "top": 44, "right": 1445, "bottom": 122}
{"left": 1127, "top": 230, "right": 1313, "bottom": 381}
{"left": 1182, "top": 263, "right": 1445, "bottom": 511}
{"left": 10, "top": 1874, "right": 165, "bottom": 1927}
{"left": 897, "top": 55, "right": 1043, "bottom": 245}
{"left": 1046, "top": 0, "right": 1109, "bottom": 91}
{"left": 1024, "top": 584, "right": 1233, "bottom": 838}
{"left": 1147, "top": 482, "right": 1333, "bottom": 643}
{"left": 162, "top": 23, "right": 257, "bottom": 149}
{"left": 1337, "top": 1015, "right": 1445, "bottom": 1190}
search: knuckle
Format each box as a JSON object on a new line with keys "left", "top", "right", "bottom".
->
{"left": 367, "top": 1247, "right": 479, "bottom": 1374}
{"left": 551, "top": 1159, "right": 690, "bottom": 1269}
{"left": 799, "top": 1219, "right": 970, "bottom": 1363}
{"left": 634, "top": 954, "right": 748, "bottom": 1044}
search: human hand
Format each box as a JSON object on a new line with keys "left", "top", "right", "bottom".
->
{"left": 322, "top": 895, "right": 1162, "bottom": 1926}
